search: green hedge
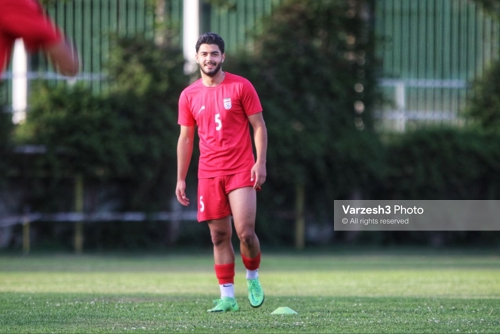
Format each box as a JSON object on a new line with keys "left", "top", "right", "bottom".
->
{"left": 6, "top": 125, "right": 500, "bottom": 249}
{"left": 383, "top": 128, "right": 500, "bottom": 201}
{"left": 14, "top": 37, "right": 187, "bottom": 212}
{"left": 343, "top": 127, "right": 500, "bottom": 247}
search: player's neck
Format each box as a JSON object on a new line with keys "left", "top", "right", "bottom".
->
{"left": 201, "top": 70, "right": 225, "bottom": 87}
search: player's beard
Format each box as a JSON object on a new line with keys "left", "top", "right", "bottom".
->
{"left": 200, "top": 61, "right": 222, "bottom": 77}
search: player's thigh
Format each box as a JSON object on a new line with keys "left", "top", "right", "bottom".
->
{"left": 207, "top": 216, "right": 233, "bottom": 241}
{"left": 228, "top": 187, "right": 256, "bottom": 229}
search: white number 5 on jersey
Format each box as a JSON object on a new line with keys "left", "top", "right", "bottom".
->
{"left": 215, "top": 113, "right": 222, "bottom": 131}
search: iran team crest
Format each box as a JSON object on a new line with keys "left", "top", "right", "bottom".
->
{"left": 223, "top": 98, "right": 232, "bottom": 110}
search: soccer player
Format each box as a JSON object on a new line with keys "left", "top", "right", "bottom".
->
{"left": 176, "top": 32, "right": 267, "bottom": 312}
{"left": 0, "top": 0, "right": 79, "bottom": 77}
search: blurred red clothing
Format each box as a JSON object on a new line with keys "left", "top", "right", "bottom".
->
{"left": 0, "top": 0, "right": 62, "bottom": 74}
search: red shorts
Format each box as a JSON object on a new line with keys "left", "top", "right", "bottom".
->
{"left": 197, "top": 171, "right": 254, "bottom": 222}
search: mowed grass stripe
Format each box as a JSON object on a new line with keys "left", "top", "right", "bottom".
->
{"left": 1, "top": 270, "right": 499, "bottom": 298}
{"left": 1, "top": 253, "right": 499, "bottom": 297}
{"left": 1, "top": 252, "right": 499, "bottom": 272}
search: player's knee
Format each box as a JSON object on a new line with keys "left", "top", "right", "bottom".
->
{"left": 210, "top": 229, "right": 231, "bottom": 246}
{"left": 238, "top": 229, "right": 256, "bottom": 247}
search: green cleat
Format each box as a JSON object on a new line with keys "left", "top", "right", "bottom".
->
{"left": 247, "top": 278, "right": 265, "bottom": 308}
{"left": 207, "top": 297, "right": 240, "bottom": 313}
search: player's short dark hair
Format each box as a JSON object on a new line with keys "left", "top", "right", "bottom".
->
{"left": 195, "top": 32, "right": 225, "bottom": 54}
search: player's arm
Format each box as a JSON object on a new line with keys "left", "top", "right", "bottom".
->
{"left": 248, "top": 112, "right": 267, "bottom": 189}
{"left": 44, "top": 39, "right": 79, "bottom": 76}
{"left": 176, "top": 125, "right": 195, "bottom": 206}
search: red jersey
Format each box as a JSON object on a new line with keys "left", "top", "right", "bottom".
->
{"left": 178, "top": 72, "right": 263, "bottom": 178}
{"left": 0, "top": 0, "right": 62, "bottom": 74}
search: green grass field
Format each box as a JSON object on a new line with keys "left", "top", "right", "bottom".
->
{"left": 1, "top": 249, "right": 499, "bottom": 333}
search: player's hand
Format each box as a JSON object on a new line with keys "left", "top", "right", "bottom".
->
{"left": 46, "top": 39, "right": 79, "bottom": 77}
{"left": 251, "top": 162, "right": 266, "bottom": 191}
{"left": 176, "top": 180, "right": 190, "bottom": 206}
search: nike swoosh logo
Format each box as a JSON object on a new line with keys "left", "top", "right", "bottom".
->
{"left": 198, "top": 106, "right": 205, "bottom": 114}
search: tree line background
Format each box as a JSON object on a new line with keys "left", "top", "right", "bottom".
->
{"left": 1, "top": 0, "right": 500, "bottom": 251}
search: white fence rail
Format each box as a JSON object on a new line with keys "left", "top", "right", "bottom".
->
{"left": 376, "top": 79, "right": 470, "bottom": 131}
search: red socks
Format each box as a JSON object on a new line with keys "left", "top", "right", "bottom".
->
{"left": 214, "top": 263, "right": 235, "bottom": 285}
{"left": 241, "top": 252, "right": 261, "bottom": 271}
{"left": 214, "top": 253, "right": 261, "bottom": 285}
